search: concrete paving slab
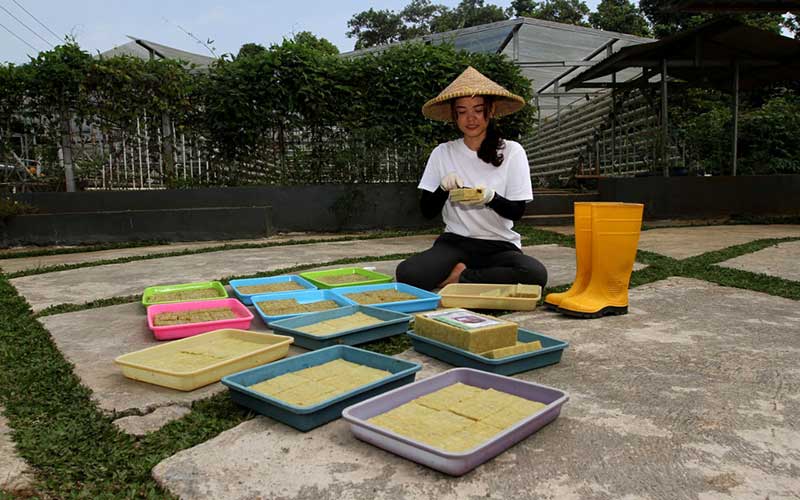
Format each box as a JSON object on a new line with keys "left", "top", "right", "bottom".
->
{"left": 717, "top": 240, "right": 800, "bottom": 282}
{"left": 35, "top": 246, "right": 586, "bottom": 429}
{"left": 13, "top": 240, "right": 601, "bottom": 312}
{"left": 38, "top": 301, "right": 309, "bottom": 418}
{"left": 0, "top": 408, "right": 34, "bottom": 495}
{"left": 12, "top": 235, "right": 436, "bottom": 312}
{"left": 152, "top": 277, "right": 800, "bottom": 500}
{"left": 113, "top": 406, "right": 193, "bottom": 436}
{"left": 638, "top": 224, "right": 800, "bottom": 259}
{"left": 0, "top": 233, "right": 361, "bottom": 275}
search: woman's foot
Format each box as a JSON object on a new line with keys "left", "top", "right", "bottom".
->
{"left": 438, "top": 262, "right": 466, "bottom": 288}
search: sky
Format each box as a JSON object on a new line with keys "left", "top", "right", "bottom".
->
{"left": 0, "top": 0, "right": 605, "bottom": 64}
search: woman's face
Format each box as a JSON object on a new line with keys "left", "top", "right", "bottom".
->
{"left": 453, "top": 96, "right": 493, "bottom": 141}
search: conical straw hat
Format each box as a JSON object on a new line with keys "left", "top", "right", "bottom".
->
{"left": 422, "top": 66, "right": 526, "bottom": 122}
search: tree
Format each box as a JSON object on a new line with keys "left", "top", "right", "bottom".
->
{"left": 640, "top": 0, "right": 783, "bottom": 38}
{"left": 292, "top": 31, "right": 339, "bottom": 55}
{"left": 346, "top": 9, "right": 405, "bottom": 49}
{"left": 430, "top": 0, "right": 508, "bottom": 32}
{"left": 589, "top": 0, "right": 651, "bottom": 37}
{"left": 507, "top": 0, "right": 537, "bottom": 18}
{"left": 346, "top": 0, "right": 509, "bottom": 49}
{"left": 236, "top": 43, "right": 267, "bottom": 59}
{"left": 400, "top": 0, "right": 448, "bottom": 39}
{"left": 513, "top": 0, "right": 590, "bottom": 27}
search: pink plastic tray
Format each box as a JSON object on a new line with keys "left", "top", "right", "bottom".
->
{"left": 146, "top": 298, "right": 254, "bottom": 340}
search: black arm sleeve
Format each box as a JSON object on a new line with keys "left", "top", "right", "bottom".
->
{"left": 420, "top": 187, "right": 449, "bottom": 219}
{"left": 487, "top": 193, "right": 526, "bottom": 221}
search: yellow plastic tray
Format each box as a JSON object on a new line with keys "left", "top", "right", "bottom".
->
{"left": 438, "top": 284, "right": 541, "bottom": 311}
{"left": 114, "top": 329, "right": 294, "bottom": 391}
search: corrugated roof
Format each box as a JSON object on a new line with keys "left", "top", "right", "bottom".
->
{"left": 97, "top": 37, "right": 216, "bottom": 69}
{"left": 341, "top": 17, "right": 653, "bottom": 116}
{"left": 565, "top": 18, "right": 800, "bottom": 91}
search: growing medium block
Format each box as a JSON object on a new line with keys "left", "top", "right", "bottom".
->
{"left": 449, "top": 188, "right": 484, "bottom": 202}
{"left": 481, "top": 340, "right": 543, "bottom": 359}
{"left": 414, "top": 308, "right": 517, "bottom": 353}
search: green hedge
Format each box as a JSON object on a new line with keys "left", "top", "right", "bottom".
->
{"left": 0, "top": 40, "right": 534, "bottom": 187}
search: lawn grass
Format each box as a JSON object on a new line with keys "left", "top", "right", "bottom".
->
{"left": 1, "top": 234, "right": 799, "bottom": 497}
{"left": 0, "top": 240, "right": 170, "bottom": 260}
{"left": 4, "top": 229, "right": 437, "bottom": 279}
{"left": 34, "top": 253, "right": 415, "bottom": 318}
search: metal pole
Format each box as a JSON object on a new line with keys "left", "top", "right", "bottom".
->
{"left": 61, "top": 117, "right": 76, "bottom": 192}
{"left": 137, "top": 117, "right": 144, "bottom": 188}
{"left": 661, "top": 59, "right": 669, "bottom": 178}
{"left": 732, "top": 60, "right": 739, "bottom": 177}
{"left": 554, "top": 78, "right": 561, "bottom": 129}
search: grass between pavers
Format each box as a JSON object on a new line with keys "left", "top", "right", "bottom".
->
{"left": 4, "top": 229, "right": 440, "bottom": 279}
{"left": 0, "top": 240, "right": 170, "bottom": 260}
{"left": 2, "top": 235, "right": 800, "bottom": 497}
{"left": 33, "top": 253, "right": 415, "bottom": 318}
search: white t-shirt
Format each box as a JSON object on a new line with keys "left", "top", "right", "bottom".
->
{"left": 418, "top": 138, "right": 533, "bottom": 249}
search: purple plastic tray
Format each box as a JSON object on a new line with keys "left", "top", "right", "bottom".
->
{"left": 342, "top": 368, "right": 568, "bottom": 476}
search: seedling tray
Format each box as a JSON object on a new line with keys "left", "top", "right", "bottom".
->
{"left": 342, "top": 367, "right": 568, "bottom": 476}
{"left": 147, "top": 298, "right": 254, "bottom": 341}
{"left": 229, "top": 275, "right": 317, "bottom": 305}
{"left": 330, "top": 283, "right": 441, "bottom": 313}
{"left": 407, "top": 328, "right": 568, "bottom": 376}
{"left": 298, "top": 267, "right": 393, "bottom": 289}
{"left": 141, "top": 281, "right": 228, "bottom": 307}
{"left": 222, "top": 345, "right": 421, "bottom": 431}
{"left": 251, "top": 289, "right": 356, "bottom": 325}
{"left": 268, "top": 305, "right": 412, "bottom": 350}
{"left": 114, "top": 329, "right": 293, "bottom": 391}
{"left": 438, "top": 283, "right": 541, "bottom": 311}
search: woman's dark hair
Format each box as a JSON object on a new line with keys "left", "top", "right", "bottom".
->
{"left": 451, "top": 95, "right": 505, "bottom": 167}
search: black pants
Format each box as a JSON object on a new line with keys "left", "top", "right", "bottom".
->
{"left": 396, "top": 233, "right": 548, "bottom": 291}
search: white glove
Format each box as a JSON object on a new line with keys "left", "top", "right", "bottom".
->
{"left": 459, "top": 185, "right": 495, "bottom": 206}
{"left": 440, "top": 172, "right": 463, "bottom": 191}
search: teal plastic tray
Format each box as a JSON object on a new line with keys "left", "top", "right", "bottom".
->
{"left": 229, "top": 275, "right": 317, "bottom": 305}
{"left": 268, "top": 305, "right": 412, "bottom": 350}
{"left": 330, "top": 283, "right": 441, "bottom": 313}
{"left": 251, "top": 289, "right": 356, "bottom": 325}
{"left": 221, "top": 345, "right": 421, "bottom": 431}
{"left": 141, "top": 281, "right": 228, "bottom": 306}
{"left": 298, "top": 267, "right": 393, "bottom": 289}
{"left": 408, "top": 328, "right": 568, "bottom": 376}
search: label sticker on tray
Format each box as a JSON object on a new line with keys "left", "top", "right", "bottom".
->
{"left": 423, "top": 308, "right": 501, "bottom": 330}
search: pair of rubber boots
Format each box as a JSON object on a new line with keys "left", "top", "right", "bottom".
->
{"left": 545, "top": 202, "right": 644, "bottom": 318}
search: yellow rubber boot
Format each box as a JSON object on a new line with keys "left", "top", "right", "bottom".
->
{"left": 544, "top": 202, "right": 624, "bottom": 309}
{"left": 544, "top": 202, "right": 593, "bottom": 309}
{"left": 558, "top": 203, "right": 644, "bottom": 318}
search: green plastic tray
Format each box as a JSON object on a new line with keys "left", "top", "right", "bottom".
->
{"left": 141, "top": 281, "right": 228, "bottom": 306}
{"left": 299, "top": 267, "right": 393, "bottom": 289}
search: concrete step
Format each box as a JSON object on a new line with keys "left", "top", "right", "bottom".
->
{"left": 518, "top": 213, "right": 574, "bottom": 226}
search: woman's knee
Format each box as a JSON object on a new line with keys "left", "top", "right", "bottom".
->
{"left": 517, "top": 260, "right": 547, "bottom": 287}
{"left": 395, "top": 259, "right": 413, "bottom": 284}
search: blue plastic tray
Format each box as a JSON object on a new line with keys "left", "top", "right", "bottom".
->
{"left": 408, "top": 328, "right": 568, "bottom": 376}
{"left": 251, "top": 289, "right": 356, "bottom": 325}
{"left": 268, "top": 305, "right": 412, "bottom": 350}
{"left": 221, "top": 345, "right": 421, "bottom": 431}
{"left": 229, "top": 275, "right": 317, "bottom": 305}
{"left": 330, "top": 283, "right": 441, "bottom": 313}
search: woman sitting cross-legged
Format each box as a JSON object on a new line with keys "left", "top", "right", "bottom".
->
{"left": 396, "top": 66, "right": 548, "bottom": 291}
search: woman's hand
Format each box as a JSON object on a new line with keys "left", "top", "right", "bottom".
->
{"left": 440, "top": 172, "right": 464, "bottom": 191}
{"left": 459, "top": 185, "right": 495, "bottom": 206}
